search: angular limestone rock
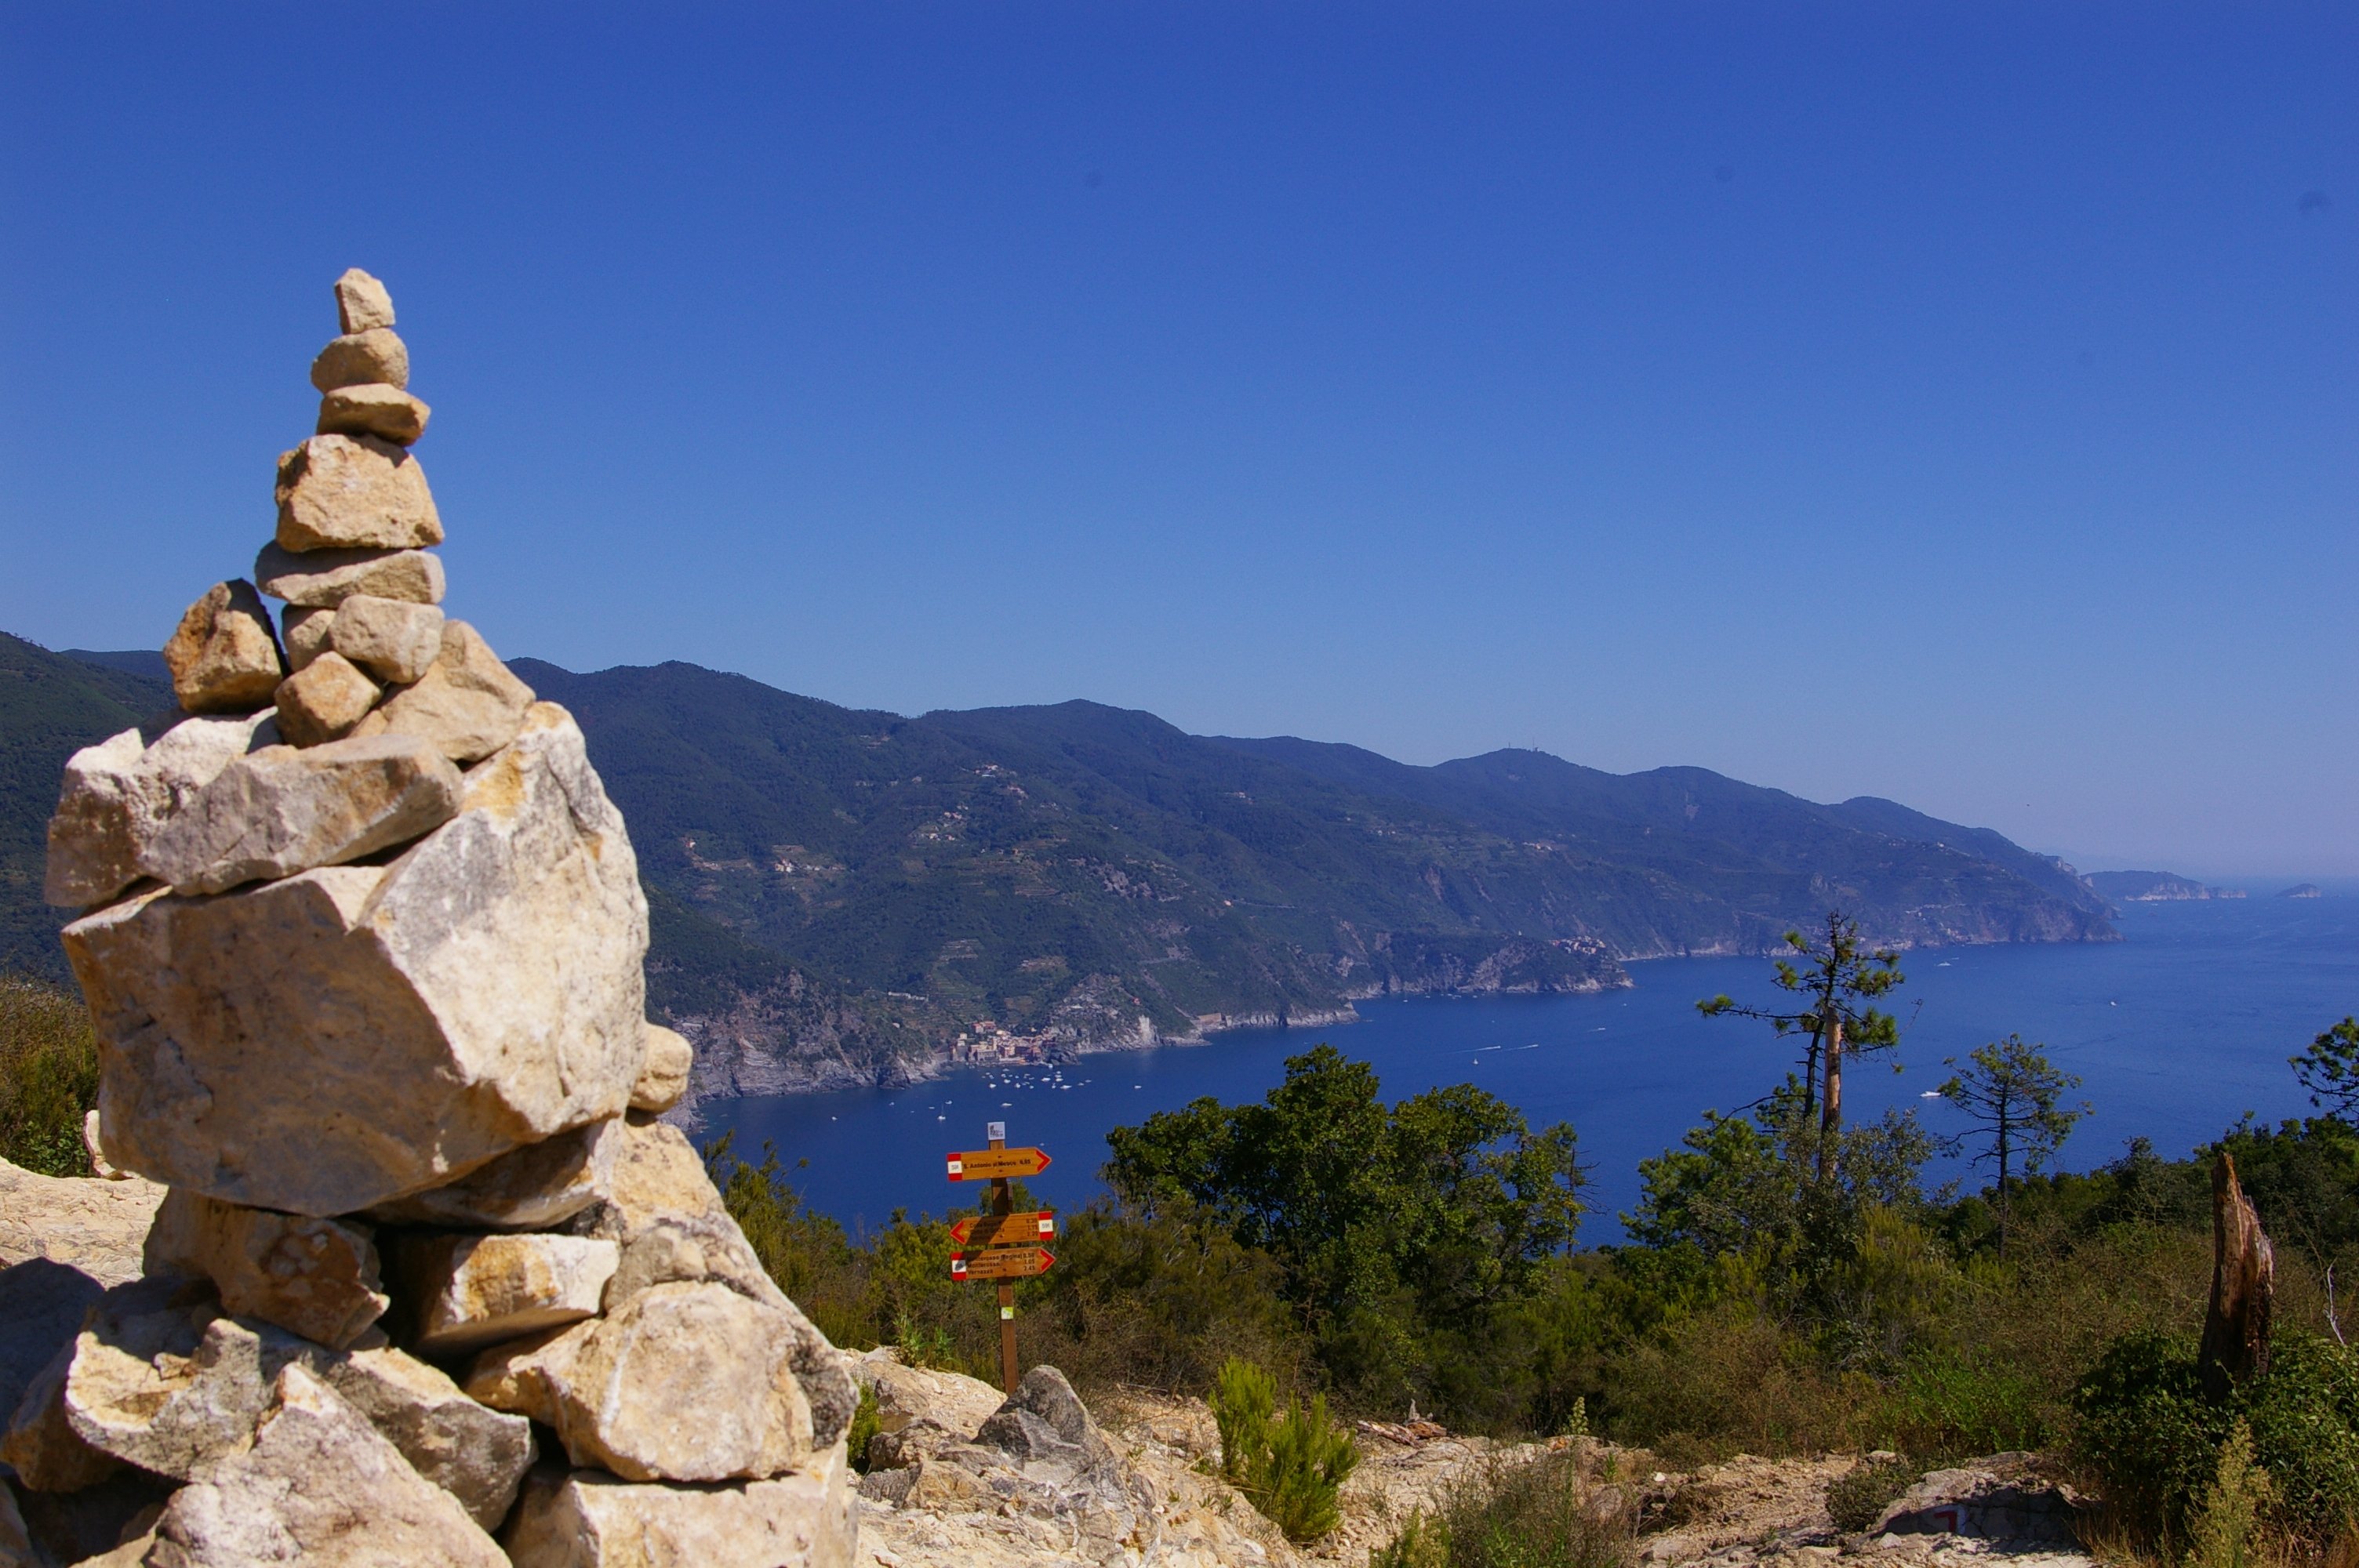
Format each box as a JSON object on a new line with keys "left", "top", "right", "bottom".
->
{"left": 140, "top": 733, "right": 461, "bottom": 896}
{"left": 569, "top": 1119, "right": 857, "bottom": 1450}
{"left": 254, "top": 540, "right": 445, "bottom": 608}
{"left": 631, "top": 1023, "right": 693, "bottom": 1114}
{"left": 465, "top": 1280, "right": 813, "bottom": 1483}
{"left": 330, "top": 593, "right": 445, "bottom": 683}
{"left": 392, "top": 1232, "right": 618, "bottom": 1357}
{"left": 280, "top": 604, "right": 333, "bottom": 671}
{"left": 0, "top": 1259, "right": 107, "bottom": 1455}
{"left": 351, "top": 621, "right": 535, "bottom": 764}
{"left": 274, "top": 433, "right": 443, "bottom": 552}
{"left": 309, "top": 326, "right": 409, "bottom": 392}
{"left": 162, "top": 581, "right": 283, "bottom": 715}
{"left": 144, "top": 1190, "right": 389, "bottom": 1349}
{"left": 44, "top": 711, "right": 276, "bottom": 909}
{"left": 502, "top": 1445, "right": 856, "bottom": 1568}
{"left": 975, "top": 1366, "right": 1121, "bottom": 1486}
{"left": 334, "top": 267, "right": 395, "bottom": 334}
{"left": 318, "top": 382, "right": 431, "bottom": 445}
{"left": 0, "top": 1156, "right": 165, "bottom": 1286}
{"left": 272, "top": 652, "right": 380, "bottom": 747}
{"left": 64, "top": 706, "right": 649, "bottom": 1216}
{"left": 366, "top": 1116, "right": 620, "bottom": 1232}
{"left": 318, "top": 1343, "right": 537, "bottom": 1531}
{"left": 149, "top": 1363, "right": 507, "bottom": 1567}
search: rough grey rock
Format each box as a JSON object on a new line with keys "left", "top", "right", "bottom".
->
{"left": 271, "top": 651, "right": 380, "bottom": 746}
{"left": 1873, "top": 1463, "right": 2083, "bottom": 1544}
{"left": 333, "top": 267, "right": 395, "bottom": 333}
{"left": 463, "top": 1280, "right": 813, "bottom": 1483}
{"left": 147, "top": 1363, "right": 507, "bottom": 1566}
{"left": 313, "top": 1342, "right": 538, "bottom": 1530}
{"left": 253, "top": 540, "right": 445, "bottom": 608}
{"left": 501, "top": 1446, "right": 856, "bottom": 1568}
{"left": 317, "top": 382, "right": 431, "bottom": 444}
{"left": 274, "top": 432, "right": 442, "bottom": 553}
{"left": 280, "top": 604, "right": 334, "bottom": 672}
{"left": 351, "top": 620, "right": 535, "bottom": 764}
{"left": 631, "top": 1024, "right": 693, "bottom": 1114}
{"left": 143, "top": 1189, "right": 389, "bottom": 1349}
{"left": 141, "top": 733, "right": 461, "bottom": 895}
{"left": 330, "top": 593, "right": 445, "bottom": 684}
{"left": 391, "top": 1232, "right": 618, "bottom": 1357}
{"left": 44, "top": 710, "right": 277, "bottom": 909}
{"left": 64, "top": 706, "right": 649, "bottom": 1216}
{"left": 0, "top": 1158, "right": 165, "bottom": 1286}
{"left": 366, "top": 1116, "right": 620, "bottom": 1232}
{"left": 975, "top": 1366, "right": 1121, "bottom": 1483}
{"left": 308, "top": 326, "right": 410, "bottom": 392}
{"left": 161, "top": 581, "right": 283, "bottom": 715}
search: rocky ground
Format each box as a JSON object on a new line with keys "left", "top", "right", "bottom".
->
{"left": 845, "top": 1352, "right": 2100, "bottom": 1568}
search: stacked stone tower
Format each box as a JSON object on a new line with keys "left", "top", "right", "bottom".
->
{"left": 12, "top": 272, "right": 856, "bottom": 1564}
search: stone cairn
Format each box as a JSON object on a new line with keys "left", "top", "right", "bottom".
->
{"left": 9, "top": 270, "right": 858, "bottom": 1566}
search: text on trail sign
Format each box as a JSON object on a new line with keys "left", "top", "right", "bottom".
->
{"left": 944, "top": 1146, "right": 1052, "bottom": 1181}
{"left": 951, "top": 1248, "right": 1057, "bottom": 1281}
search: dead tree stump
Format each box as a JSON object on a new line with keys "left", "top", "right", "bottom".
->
{"left": 2198, "top": 1150, "right": 2274, "bottom": 1401}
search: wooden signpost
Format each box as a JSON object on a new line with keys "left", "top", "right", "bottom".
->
{"left": 946, "top": 1122, "right": 1056, "bottom": 1394}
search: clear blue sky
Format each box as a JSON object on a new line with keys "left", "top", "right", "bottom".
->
{"left": 2, "top": 5, "right": 2350, "bottom": 880}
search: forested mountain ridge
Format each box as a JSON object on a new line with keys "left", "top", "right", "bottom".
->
{"left": 2, "top": 636, "right": 2115, "bottom": 1097}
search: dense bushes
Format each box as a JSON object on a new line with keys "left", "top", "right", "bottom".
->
{"left": 1210, "top": 1357, "right": 1360, "bottom": 1542}
{"left": 0, "top": 976, "right": 97, "bottom": 1176}
{"left": 2074, "top": 1330, "right": 2359, "bottom": 1552}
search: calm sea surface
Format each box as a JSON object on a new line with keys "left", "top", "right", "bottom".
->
{"left": 703, "top": 891, "right": 2359, "bottom": 1243}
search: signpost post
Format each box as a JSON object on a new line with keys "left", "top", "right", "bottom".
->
{"left": 946, "top": 1121, "right": 1055, "bottom": 1395}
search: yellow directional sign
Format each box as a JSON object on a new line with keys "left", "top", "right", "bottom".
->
{"left": 945, "top": 1146, "right": 1051, "bottom": 1181}
{"left": 950, "top": 1210, "right": 1057, "bottom": 1248}
{"left": 951, "top": 1247, "right": 1056, "bottom": 1281}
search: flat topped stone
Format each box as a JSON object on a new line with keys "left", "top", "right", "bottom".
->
{"left": 366, "top": 1116, "right": 620, "bottom": 1232}
{"left": 255, "top": 540, "right": 445, "bottom": 608}
{"left": 502, "top": 1446, "right": 856, "bottom": 1568}
{"left": 335, "top": 267, "right": 395, "bottom": 333}
{"left": 392, "top": 1232, "right": 619, "bottom": 1357}
{"left": 0, "top": 1156, "right": 166, "bottom": 1286}
{"left": 140, "top": 731, "right": 460, "bottom": 896}
{"left": 318, "top": 382, "right": 431, "bottom": 445}
{"left": 274, "top": 432, "right": 442, "bottom": 552}
{"left": 162, "top": 580, "right": 284, "bottom": 714}
{"left": 332, "top": 593, "right": 445, "bottom": 683}
{"left": 64, "top": 705, "right": 649, "bottom": 1216}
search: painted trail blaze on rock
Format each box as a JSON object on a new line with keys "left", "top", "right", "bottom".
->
{"left": 20, "top": 268, "right": 857, "bottom": 1564}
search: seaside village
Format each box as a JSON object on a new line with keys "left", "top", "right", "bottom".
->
{"left": 0, "top": 270, "right": 2119, "bottom": 1568}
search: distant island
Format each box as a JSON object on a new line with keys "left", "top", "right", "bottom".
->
{"left": 2, "top": 632, "right": 2120, "bottom": 1105}
{"left": 2281, "top": 883, "right": 2323, "bottom": 899}
{"left": 2085, "top": 869, "right": 2245, "bottom": 904}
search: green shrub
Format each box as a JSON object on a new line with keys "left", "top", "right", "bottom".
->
{"left": 1210, "top": 1357, "right": 1359, "bottom": 1542}
{"left": 2185, "top": 1421, "right": 2274, "bottom": 1568}
{"left": 1826, "top": 1454, "right": 1916, "bottom": 1534}
{"left": 0, "top": 978, "right": 98, "bottom": 1177}
{"left": 2073, "top": 1330, "right": 2359, "bottom": 1549}
{"left": 845, "top": 1384, "right": 880, "bottom": 1473}
{"left": 1371, "top": 1450, "right": 1633, "bottom": 1568}
{"left": 1885, "top": 1348, "right": 2044, "bottom": 1457}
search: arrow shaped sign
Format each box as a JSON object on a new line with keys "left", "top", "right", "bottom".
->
{"left": 951, "top": 1247, "right": 1056, "bottom": 1282}
{"left": 945, "top": 1147, "right": 1052, "bottom": 1181}
{"left": 950, "top": 1210, "right": 1057, "bottom": 1248}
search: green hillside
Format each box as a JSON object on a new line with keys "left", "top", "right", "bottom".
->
{"left": 1, "top": 638, "right": 2115, "bottom": 1092}
{"left": 0, "top": 635, "right": 173, "bottom": 982}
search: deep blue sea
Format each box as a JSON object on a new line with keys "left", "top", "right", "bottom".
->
{"left": 703, "top": 890, "right": 2359, "bottom": 1243}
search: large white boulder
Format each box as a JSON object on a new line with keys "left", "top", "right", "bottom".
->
{"left": 64, "top": 704, "right": 649, "bottom": 1216}
{"left": 465, "top": 1280, "right": 814, "bottom": 1483}
{"left": 503, "top": 1444, "right": 856, "bottom": 1568}
{"left": 44, "top": 712, "right": 274, "bottom": 909}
